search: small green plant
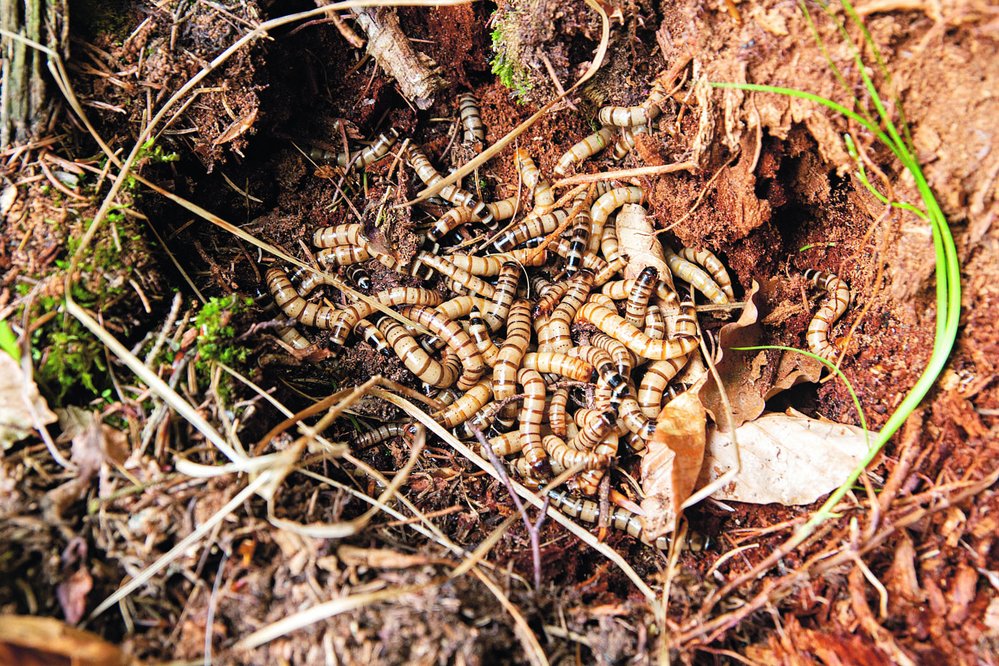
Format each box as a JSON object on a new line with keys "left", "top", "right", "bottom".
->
{"left": 194, "top": 294, "right": 254, "bottom": 373}
{"left": 0, "top": 320, "right": 20, "bottom": 361}
{"left": 34, "top": 322, "right": 107, "bottom": 401}
{"left": 490, "top": 26, "right": 533, "bottom": 102}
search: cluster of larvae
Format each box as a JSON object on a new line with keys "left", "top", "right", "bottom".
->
{"left": 268, "top": 88, "right": 851, "bottom": 548}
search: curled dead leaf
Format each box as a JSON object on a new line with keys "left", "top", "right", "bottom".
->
{"left": 0, "top": 615, "right": 137, "bottom": 666}
{"left": 0, "top": 353, "right": 57, "bottom": 450}
{"left": 696, "top": 409, "right": 873, "bottom": 505}
{"left": 640, "top": 391, "right": 707, "bottom": 539}
{"left": 615, "top": 204, "right": 676, "bottom": 293}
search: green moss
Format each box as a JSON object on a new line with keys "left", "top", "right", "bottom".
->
{"left": 490, "top": 22, "right": 533, "bottom": 103}
{"left": 194, "top": 295, "right": 254, "bottom": 373}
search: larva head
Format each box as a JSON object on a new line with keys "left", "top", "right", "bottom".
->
{"left": 529, "top": 456, "right": 553, "bottom": 479}
{"left": 637, "top": 265, "right": 659, "bottom": 286}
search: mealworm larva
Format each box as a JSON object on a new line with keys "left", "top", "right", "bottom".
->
{"left": 589, "top": 186, "right": 644, "bottom": 253}
{"left": 587, "top": 292, "right": 617, "bottom": 310}
{"left": 325, "top": 287, "right": 444, "bottom": 348}
{"left": 276, "top": 325, "right": 312, "bottom": 350}
{"left": 624, "top": 266, "right": 659, "bottom": 328}
{"left": 446, "top": 249, "right": 546, "bottom": 276}
{"left": 432, "top": 379, "right": 493, "bottom": 428}
{"left": 644, "top": 305, "right": 665, "bottom": 340}
{"left": 663, "top": 247, "right": 729, "bottom": 304}
{"left": 565, "top": 189, "right": 595, "bottom": 275}
{"left": 677, "top": 247, "right": 735, "bottom": 301}
{"left": 600, "top": 221, "right": 622, "bottom": 262}
{"left": 376, "top": 317, "right": 459, "bottom": 387}
{"left": 543, "top": 434, "right": 612, "bottom": 471}
{"left": 597, "top": 81, "right": 666, "bottom": 128}
{"left": 638, "top": 355, "right": 689, "bottom": 417}
{"left": 267, "top": 268, "right": 339, "bottom": 329}
{"left": 492, "top": 300, "right": 532, "bottom": 425}
{"left": 482, "top": 261, "right": 520, "bottom": 331}
{"left": 355, "top": 319, "right": 392, "bottom": 357}
{"left": 549, "top": 238, "right": 609, "bottom": 276}
{"left": 553, "top": 127, "right": 616, "bottom": 177}
{"left": 458, "top": 93, "right": 485, "bottom": 143}
{"left": 517, "top": 368, "right": 552, "bottom": 478}
{"left": 546, "top": 269, "right": 595, "bottom": 353}
{"left": 345, "top": 263, "right": 372, "bottom": 290}
{"left": 316, "top": 244, "right": 371, "bottom": 269}
{"left": 352, "top": 422, "right": 416, "bottom": 449}
{"left": 493, "top": 208, "right": 567, "bottom": 252}
{"left": 521, "top": 352, "right": 595, "bottom": 382}
{"left": 398, "top": 305, "right": 485, "bottom": 391}
{"left": 484, "top": 431, "right": 525, "bottom": 457}
{"left": 611, "top": 126, "right": 643, "bottom": 159}
{"left": 549, "top": 387, "right": 570, "bottom": 438}
{"left": 600, "top": 277, "right": 678, "bottom": 306}
{"left": 455, "top": 399, "right": 509, "bottom": 439}
{"left": 514, "top": 149, "right": 555, "bottom": 211}
{"left": 547, "top": 488, "right": 669, "bottom": 550}
{"left": 534, "top": 280, "right": 570, "bottom": 318}
{"left": 415, "top": 251, "right": 496, "bottom": 298}
{"left": 574, "top": 432, "right": 619, "bottom": 495}
{"left": 570, "top": 345, "right": 629, "bottom": 408}
{"left": 409, "top": 146, "right": 493, "bottom": 225}
{"left": 593, "top": 254, "right": 630, "bottom": 286}
{"left": 313, "top": 223, "right": 367, "bottom": 249}
{"left": 618, "top": 396, "right": 657, "bottom": 440}
{"left": 428, "top": 196, "right": 519, "bottom": 242}
{"left": 568, "top": 408, "right": 618, "bottom": 452}
{"left": 435, "top": 295, "right": 492, "bottom": 321}
{"left": 468, "top": 309, "right": 500, "bottom": 366}
{"left": 589, "top": 332, "right": 636, "bottom": 375}
{"left": 575, "top": 302, "right": 698, "bottom": 360}
{"left": 804, "top": 269, "right": 851, "bottom": 361}
{"left": 354, "top": 129, "right": 400, "bottom": 168}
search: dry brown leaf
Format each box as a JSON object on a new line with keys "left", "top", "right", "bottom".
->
{"left": 214, "top": 107, "right": 258, "bottom": 146}
{"left": 0, "top": 615, "right": 137, "bottom": 666}
{"left": 696, "top": 409, "right": 872, "bottom": 505}
{"left": 640, "top": 392, "right": 707, "bottom": 539}
{"left": 0, "top": 353, "right": 57, "bottom": 450}
{"left": 765, "top": 348, "right": 824, "bottom": 400}
{"left": 617, "top": 203, "right": 668, "bottom": 280}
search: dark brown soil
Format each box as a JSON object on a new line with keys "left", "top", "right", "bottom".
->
{"left": 1, "top": 0, "right": 996, "bottom": 664}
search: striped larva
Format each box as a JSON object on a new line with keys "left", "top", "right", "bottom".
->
{"left": 564, "top": 189, "right": 595, "bottom": 275}
{"left": 308, "top": 129, "right": 398, "bottom": 170}
{"left": 447, "top": 249, "right": 546, "bottom": 277}
{"left": 600, "top": 277, "right": 676, "bottom": 306}
{"left": 624, "top": 266, "right": 659, "bottom": 328}
{"left": 545, "top": 269, "right": 595, "bottom": 353}
{"left": 408, "top": 146, "right": 493, "bottom": 225}
{"left": 432, "top": 379, "right": 493, "bottom": 428}
{"left": 314, "top": 223, "right": 367, "bottom": 249}
{"left": 468, "top": 309, "right": 500, "bottom": 365}
{"left": 345, "top": 263, "right": 372, "bottom": 290}
{"left": 618, "top": 396, "right": 657, "bottom": 440}
{"left": 804, "top": 269, "right": 851, "bottom": 361}
{"left": 435, "top": 294, "right": 492, "bottom": 321}
{"left": 316, "top": 244, "right": 371, "bottom": 269}
{"left": 549, "top": 238, "right": 609, "bottom": 275}
{"left": 663, "top": 247, "right": 729, "bottom": 304}
{"left": 514, "top": 149, "right": 555, "bottom": 211}
{"left": 492, "top": 300, "right": 532, "bottom": 424}
{"left": 352, "top": 422, "right": 416, "bottom": 449}
{"left": 543, "top": 434, "right": 612, "bottom": 471}
{"left": 597, "top": 81, "right": 666, "bottom": 127}
{"left": 325, "top": 287, "right": 444, "bottom": 348}
{"left": 677, "top": 247, "right": 735, "bottom": 301}
{"left": 454, "top": 399, "right": 510, "bottom": 439}
{"left": 593, "top": 254, "right": 630, "bottom": 287}
{"left": 534, "top": 280, "right": 570, "bottom": 317}
{"left": 644, "top": 305, "right": 665, "bottom": 340}
{"left": 549, "top": 387, "right": 570, "bottom": 438}
{"left": 355, "top": 319, "right": 392, "bottom": 356}
{"left": 484, "top": 431, "right": 525, "bottom": 457}
{"left": 600, "top": 221, "right": 622, "bottom": 263}
{"left": 586, "top": 292, "right": 617, "bottom": 310}
{"left": 481, "top": 261, "right": 520, "bottom": 331}
{"left": 493, "top": 208, "right": 567, "bottom": 252}
{"left": 574, "top": 302, "right": 698, "bottom": 361}
{"left": 428, "top": 196, "right": 519, "bottom": 241}
{"left": 589, "top": 186, "right": 645, "bottom": 253}
{"left": 553, "top": 127, "right": 616, "bottom": 177}
{"left": 398, "top": 305, "right": 485, "bottom": 390}
{"left": 589, "top": 332, "right": 636, "bottom": 375}
{"left": 547, "top": 489, "right": 669, "bottom": 550}
{"left": 521, "top": 352, "right": 595, "bottom": 382}
{"left": 415, "top": 251, "right": 496, "bottom": 298}
{"left": 638, "top": 355, "right": 689, "bottom": 417}
{"left": 517, "top": 368, "right": 552, "bottom": 478}
{"left": 568, "top": 408, "right": 618, "bottom": 452}
{"left": 611, "top": 126, "right": 643, "bottom": 159}
{"left": 458, "top": 93, "right": 485, "bottom": 143}
{"left": 574, "top": 432, "right": 619, "bottom": 495}
{"left": 377, "top": 317, "right": 460, "bottom": 388}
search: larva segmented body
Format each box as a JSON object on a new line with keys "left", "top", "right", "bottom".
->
{"left": 593, "top": 254, "right": 630, "bottom": 287}
{"left": 356, "top": 318, "right": 392, "bottom": 356}
{"left": 638, "top": 355, "right": 689, "bottom": 417}
{"left": 569, "top": 409, "right": 618, "bottom": 452}
{"left": 574, "top": 432, "right": 619, "bottom": 495}
{"left": 492, "top": 300, "right": 532, "bottom": 423}
{"left": 316, "top": 244, "right": 371, "bottom": 269}
{"left": 514, "top": 149, "right": 555, "bottom": 211}
{"left": 458, "top": 93, "right": 485, "bottom": 143}
{"left": 644, "top": 305, "right": 666, "bottom": 340}
{"left": 677, "top": 247, "right": 735, "bottom": 301}
{"left": 625, "top": 266, "right": 659, "bottom": 328}
{"left": 587, "top": 292, "right": 617, "bottom": 310}
{"left": 447, "top": 249, "right": 546, "bottom": 277}
{"left": 454, "top": 399, "right": 508, "bottom": 439}
{"left": 517, "top": 368, "right": 552, "bottom": 478}
{"left": 398, "top": 305, "right": 485, "bottom": 391}
{"left": 352, "top": 422, "right": 416, "bottom": 449}
{"left": 549, "top": 387, "right": 570, "bottom": 438}
{"left": 468, "top": 309, "right": 500, "bottom": 365}
{"left": 547, "top": 489, "right": 669, "bottom": 550}
{"left": 325, "top": 287, "right": 444, "bottom": 349}
{"left": 600, "top": 221, "right": 622, "bottom": 262}
{"left": 408, "top": 146, "right": 493, "bottom": 225}
{"left": 804, "top": 269, "right": 851, "bottom": 361}
{"left": 611, "top": 126, "right": 643, "bottom": 159}
{"left": 618, "top": 396, "right": 657, "bottom": 440}
{"left": 428, "top": 197, "right": 519, "bottom": 241}
{"left": 276, "top": 325, "right": 311, "bottom": 350}
{"left": 521, "top": 352, "right": 595, "bottom": 382}
{"left": 545, "top": 269, "right": 595, "bottom": 353}
{"left": 574, "top": 302, "right": 698, "bottom": 361}
{"left": 543, "top": 434, "right": 612, "bottom": 471}
{"left": 482, "top": 261, "right": 520, "bottom": 331}
{"left": 415, "top": 251, "right": 496, "bottom": 298}
{"left": 589, "top": 332, "right": 636, "bottom": 375}
{"left": 485, "top": 431, "right": 524, "bottom": 457}
{"left": 314, "top": 223, "right": 367, "bottom": 249}
{"left": 565, "top": 189, "right": 595, "bottom": 275}
{"left": 553, "top": 127, "right": 616, "bottom": 177}
{"left": 534, "top": 280, "right": 570, "bottom": 317}
{"left": 597, "top": 81, "right": 666, "bottom": 128}
{"left": 377, "top": 317, "right": 459, "bottom": 388}
{"left": 493, "top": 208, "right": 567, "bottom": 252}
{"left": 433, "top": 379, "right": 493, "bottom": 428}
{"left": 344, "top": 263, "right": 372, "bottom": 290}
{"left": 663, "top": 247, "right": 729, "bottom": 305}
{"left": 549, "top": 238, "right": 608, "bottom": 275}
{"left": 589, "top": 186, "right": 645, "bottom": 253}
{"left": 354, "top": 129, "right": 400, "bottom": 168}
